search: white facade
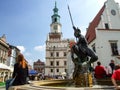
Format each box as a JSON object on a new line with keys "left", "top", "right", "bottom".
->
{"left": 89, "top": 30, "right": 120, "bottom": 67}
{"left": 45, "top": 40, "right": 69, "bottom": 76}
{"left": 7, "top": 46, "right": 18, "bottom": 67}
{"left": 0, "top": 35, "right": 12, "bottom": 82}
{"left": 86, "top": 0, "right": 120, "bottom": 67}
{"left": 98, "top": 0, "right": 120, "bottom": 29}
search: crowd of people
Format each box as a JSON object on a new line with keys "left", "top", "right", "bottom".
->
{"left": 5, "top": 53, "right": 66, "bottom": 90}
{"left": 94, "top": 60, "right": 115, "bottom": 79}
{"left": 5, "top": 53, "right": 120, "bottom": 90}
{"left": 94, "top": 60, "right": 120, "bottom": 89}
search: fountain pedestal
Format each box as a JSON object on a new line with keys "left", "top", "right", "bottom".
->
{"left": 74, "top": 73, "right": 93, "bottom": 87}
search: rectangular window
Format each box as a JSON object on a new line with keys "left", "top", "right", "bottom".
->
{"left": 54, "top": 18, "right": 57, "bottom": 22}
{"left": 50, "top": 61, "right": 54, "bottom": 66}
{"left": 64, "top": 52, "right": 67, "bottom": 56}
{"left": 56, "top": 69, "right": 59, "bottom": 72}
{"left": 56, "top": 52, "right": 59, "bottom": 57}
{"left": 109, "top": 41, "right": 119, "bottom": 56}
{"left": 64, "top": 61, "right": 67, "bottom": 66}
{"left": 50, "top": 52, "right": 53, "bottom": 57}
{"left": 105, "top": 23, "right": 109, "bottom": 29}
{"left": 51, "top": 69, "right": 53, "bottom": 72}
{"left": 65, "top": 69, "right": 67, "bottom": 72}
{"left": 56, "top": 61, "right": 59, "bottom": 66}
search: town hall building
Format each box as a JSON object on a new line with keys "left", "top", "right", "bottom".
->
{"left": 45, "top": 2, "right": 73, "bottom": 76}
{"left": 85, "top": 0, "right": 120, "bottom": 67}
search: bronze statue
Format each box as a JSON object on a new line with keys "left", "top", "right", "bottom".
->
{"left": 71, "top": 26, "right": 98, "bottom": 80}
{"left": 66, "top": 2, "right": 97, "bottom": 86}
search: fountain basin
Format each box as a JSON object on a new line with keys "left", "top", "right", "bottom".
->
{"left": 9, "top": 79, "right": 116, "bottom": 90}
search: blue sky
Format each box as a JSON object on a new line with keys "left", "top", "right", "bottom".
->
{"left": 0, "top": 0, "right": 120, "bottom": 66}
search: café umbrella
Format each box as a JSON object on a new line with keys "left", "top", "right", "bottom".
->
{"left": 29, "top": 70, "right": 38, "bottom": 75}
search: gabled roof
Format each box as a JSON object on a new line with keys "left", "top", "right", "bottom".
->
{"left": 85, "top": 5, "right": 105, "bottom": 44}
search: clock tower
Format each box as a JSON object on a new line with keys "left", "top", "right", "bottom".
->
{"left": 50, "top": 2, "right": 62, "bottom": 36}
{"left": 45, "top": 2, "right": 71, "bottom": 77}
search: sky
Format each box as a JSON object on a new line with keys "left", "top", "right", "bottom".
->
{"left": 0, "top": 0, "right": 120, "bottom": 66}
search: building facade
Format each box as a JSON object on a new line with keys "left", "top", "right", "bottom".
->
{"left": 45, "top": 2, "right": 71, "bottom": 77}
{"left": 85, "top": 0, "right": 120, "bottom": 67}
{"left": 7, "top": 45, "right": 20, "bottom": 68}
{"left": 0, "top": 34, "right": 9, "bottom": 64}
{"left": 33, "top": 59, "right": 45, "bottom": 75}
{"left": 0, "top": 34, "right": 10, "bottom": 82}
{"left": 0, "top": 34, "right": 21, "bottom": 82}
{"left": 66, "top": 40, "right": 76, "bottom": 79}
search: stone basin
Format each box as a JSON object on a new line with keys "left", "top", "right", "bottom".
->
{"left": 9, "top": 79, "right": 116, "bottom": 90}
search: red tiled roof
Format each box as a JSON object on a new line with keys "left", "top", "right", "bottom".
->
{"left": 85, "top": 5, "right": 105, "bottom": 44}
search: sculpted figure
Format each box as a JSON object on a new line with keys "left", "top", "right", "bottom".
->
{"left": 71, "top": 26, "right": 98, "bottom": 79}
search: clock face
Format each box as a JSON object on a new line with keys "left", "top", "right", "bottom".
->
{"left": 54, "top": 25, "right": 58, "bottom": 30}
{"left": 111, "top": 9, "right": 116, "bottom": 16}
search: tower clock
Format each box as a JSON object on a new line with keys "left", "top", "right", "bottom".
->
{"left": 54, "top": 25, "right": 58, "bottom": 30}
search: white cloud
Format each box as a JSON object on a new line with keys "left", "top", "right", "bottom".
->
{"left": 27, "top": 59, "right": 34, "bottom": 66}
{"left": 34, "top": 44, "right": 45, "bottom": 52}
{"left": 24, "top": 52, "right": 31, "bottom": 56}
{"left": 97, "top": 0, "right": 106, "bottom": 6}
{"left": 80, "top": 25, "right": 88, "bottom": 36}
{"left": 115, "top": 0, "right": 120, "bottom": 4}
{"left": 17, "top": 46, "right": 26, "bottom": 53}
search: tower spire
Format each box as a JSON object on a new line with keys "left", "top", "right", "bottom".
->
{"left": 51, "top": 1, "right": 60, "bottom": 24}
{"left": 53, "top": 1, "right": 58, "bottom": 15}
{"left": 55, "top": 1, "right": 57, "bottom": 8}
{"left": 50, "top": 1, "right": 62, "bottom": 33}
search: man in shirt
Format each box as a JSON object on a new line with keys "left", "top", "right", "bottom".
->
{"left": 94, "top": 61, "right": 106, "bottom": 79}
{"left": 111, "top": 64, "right": 120, "bottom": 89}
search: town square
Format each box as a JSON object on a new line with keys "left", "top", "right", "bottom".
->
{"left": 0, "top": 0, "right": 120, "bottom": 90}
